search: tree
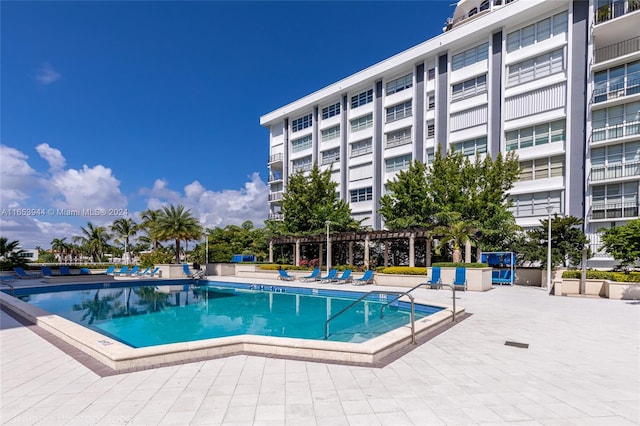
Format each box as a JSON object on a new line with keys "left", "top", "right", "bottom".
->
{"left": 139, "top": 208, "right": 162, "bottom": 250}
{"left": 110, "top": 218, "right": 138, "bottom": 262}
{"left": 516, "top": 214, "right": 589, "bottom": 268}
{"left": 279, "top": 163, "right": 361, "bottom": 235}
{"left": 434, "top": 219, "right": 478, "bottom": 263}
{"left": 72, "top": 222, "right": 111, "bottom": 262}
{"left": 50, "top": 237, "right": 70, "bottom": 262}
{"left": 0, "top": 237, "right": 27, "bottom": 268}
{"left": 379, "top": 160, "right": 435, "bottom": 230}
{"left": 156, "top": 204, "right": 203, "bottom": 264}
{"left": 599, "top": 219, "right": 640, "bottom": 268}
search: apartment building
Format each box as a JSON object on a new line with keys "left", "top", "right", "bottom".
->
{"left": 260, "top": 0, "right": 640, "bottom": 265}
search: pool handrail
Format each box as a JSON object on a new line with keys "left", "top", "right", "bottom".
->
{"left": 380, "top": 281, "right": 457, "bottom": 323}
{"left": 324, "top": 290, "right": 415, "bottom": 343}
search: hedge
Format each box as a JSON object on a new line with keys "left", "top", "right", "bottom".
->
{"left": 562, "top": 270, "right": 640, "bottom": 283}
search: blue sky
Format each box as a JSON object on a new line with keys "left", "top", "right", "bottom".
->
{"left": 1, "top": 1, "right": 453, "bottom": 248}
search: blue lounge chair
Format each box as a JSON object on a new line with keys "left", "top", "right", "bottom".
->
{"left": 113, "top": 266, "right": 128, "bottom": 276}
{"left": 333, "top": 269, "right": 352, "bottom": 284}
{"left": 277, "top": 269, "right": 295, "bottom": 281}
{"left": 148, "top": 267, "right": 160, "bottom": 277}
{"left": 60, "top": 266, "right": 71, "bottom": 275}
{"left": 425, "top": 266, "right": 442, "bottom": 289}
{"left": 183, "top": 264, "right": 204, "bottom": 279}
{"left": 41, "top": 266, "right": 55, "bottom": 277}
{"left": 453, "top": 267, "right": 467, "bottom": 291}
{"left": 14, "top": 267, "right": 40, "bottom": 279}
{"left": 300, "top": 268, "right": 320, "bottom": 282}
{"left": 353, "top": 270, "right": 374, "bottom": 285}
{"left": 319, "top": 269, "right": 338, "bottom": 283}
{"left": 136, "top": 267, "right": 151, "bottom": 276}
{"left": 126, "top": 265, "right": 140, "bottom": 276}
{"left": 105, "top": 266, "right": 116, "bottom": 275}
{"left": 80, "top": 268, "right": 90, "bottom": 275}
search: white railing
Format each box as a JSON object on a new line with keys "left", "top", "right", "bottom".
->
{"left": 590, "top": 161, "right": 640, "bottom": 181}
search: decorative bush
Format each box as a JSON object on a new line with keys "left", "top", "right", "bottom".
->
{"left": 432, "top": 262, "right": 487, "bottom": 268}
{"left": 380, "top": 266, "right": 428, "bottom": 275}
{"left": 562, "top": 270, "right": 640, "bottom": 283}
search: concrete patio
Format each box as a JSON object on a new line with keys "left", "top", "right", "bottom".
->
{"left": 1, "top": 281, "right": 638, "bottom": 425}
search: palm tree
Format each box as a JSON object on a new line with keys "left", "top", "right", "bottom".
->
{"left": 110, "top": 218, "right": 138, "bottom": 263}
{"left": 50, "top": 237, "right": 70, "bottom": 262}
{"left": 435, "top": 220, "right": 478, "bottom": 263}
{"left": 73, "top": 222, "right": 111, "bottom": 262}
{"left": 139, "top": 208, "right": 162, "bottom": 250}
{"left": 156, "top": 204, "right": 203, "bottom": 263}
{"left": 0, "top": 237, "right": 27, "bottom": 268}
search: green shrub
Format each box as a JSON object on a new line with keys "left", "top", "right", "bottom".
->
{"left": 562, "top": 270, "right": 640, "bottom": 283}
{"left": 258, "top": 264, "right": 310, "bottom": 271}
{"left": 432, "top": 262, "right": 487, "bottom": 268}
{"left": 380, "top": 266, "right": 428, "bottom": 275}
{"left": 140, "top": 251, "right": 174, "bottom": 268}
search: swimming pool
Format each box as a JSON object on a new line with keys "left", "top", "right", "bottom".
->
{"left": 0, "top": 279, "right": 462, "bottom": 370}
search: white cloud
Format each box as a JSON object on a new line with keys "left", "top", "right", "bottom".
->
{"left": 49, "top": 164, "right": 127, "bottom": 211}
{"left": 0, "top": 145, "right": 39, "bottom": 203}
{"left": 36, "top": 143, "right": 66, "bottom": 171}
{"left": 0, "top": 217, "right": 78, "bottom": 249}
{"left": 36, "top": 62, "right": 61, "bottom": 85}
{"left": 142, "top": 172, "right": 269, "bottom": 228}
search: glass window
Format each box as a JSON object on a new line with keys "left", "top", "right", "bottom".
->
{"left": 537, "top": 17, "right": 551, "bottom": 40}
{"left": 520, "top": 160, "right": 533, "bottom": 181}
{"left": 550, "top": 156, "right": 564, "bottom": 177}
{"left": 385, "top": 154, "right": 412, "bottom": 172}
{"left": 521, "top": 24, "right": 535, "bottom": 47}
{"left": 351, "top": 89, "right": 373, "bottom": 109}
{"left": 535, "top": 124, "right": 549, "bottom": 146}
{"left": 386, "top": 101, "right": 412, "bottom": 122}
{"left": 387, "top": 74, "right": 413, "bottom": 95}
{"left": 321, "top": 125, "right": 340, "bottom": 142}
{"left": 350, "top": 114, "right": 373, "bottom": 132}
{"left": 291, "top": 135, "right": 312, "bottom": 153}
{"left": 451, "top": 43, "right": 488, "bottom": 71}
{"left": 292, "top": 114, "right": 312, "bottom": 132}
{"left": 386, "top": 128, "right": 412, "bottom": 148}
{"left": 350, "top": 187, "right": 373, "bottom": 203}
{"left": 351, "top": 138, "right": 372, "bottom": 157}
{"left": 322, "top": 102, "right": 341, "bottom": 120}
{"left": 552, "top": 11, "right": 568, "bottom": 35}
{"left": 321, "top": 147, "right": 340, "bottom": 165}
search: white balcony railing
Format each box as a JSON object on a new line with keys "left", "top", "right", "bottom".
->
{"left": 268, "top": 192, "right": 283, "bottom": 202}
{"left": 268, "top": 153, "right": 283, "bottom": 164}
{"left": 593, "top": 75, "right": 640, "bottom": 104}
{"left": 268, "top": 213, "right": 284, "bottom": 221}
{"left": 589, "top": 201, "right": 639, "bottom": 219}
{"left": 591, "top": 121, "right": 640, "bottom": 143}
{"left": 590, "top": 161, "right": 640, "bottom": 182}
{"left": 594, "top": 36, "right": 640, "bottom": 63}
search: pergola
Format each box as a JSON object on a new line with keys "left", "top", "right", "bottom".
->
{"left": 269, "top": 229, "right": 440, "bottom": 269}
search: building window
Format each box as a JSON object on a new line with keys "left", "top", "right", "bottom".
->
{"left": 386, "top": 127, "right": 412, "bottom": 148}
{"left": 427, "top": 68, "right": 436, "bottom": 80}
{"left": 507, "top": 49, "right": 564, "bottom": 86}
{"left": 385, "top": 154, "right": 412, "bottom": 172}
{"left": 509, "top": 190, "right": 561, "bottom": 217}
{"left": 506, "top": 11, "right": 568, "bottom": 53}
{"left": 351, "top": 89, "right": 373, "bottom": 109}
{"left": 350, "top": 187, "right": 373, "bottom": 203}
{"left": 386, "top": 73, "right": 413, "bottom": 95}
{"left": 594, "top": 61, "right": 640, "bottom": 103}
{"left": 351, "top": 138, "right": 373, "bottom": 157}
{"left": 322, "top": 147, "right": 340, "bottom": 165}
{"left": 321, "top": 125, "right": 340, "bottom": 142}
{"left": 427, "top": 93, "right": 435, "bottom": 110}
{"left": 592, "top": 101, "right": 640, "bottom": 142}
{"left": 292, "top": 114, "right": 312, "bottom": 132}
{"left": 322, "top": 102, "right": 341, "bottom": 119}
{"left": 591, "top": 142, "right": 640, "bottom": 181}
{"left": 519, "top": 155, "right": 564, "bottom": 181}
{"left": 292, "top": 156, "right": 312, "bottom": 173}
{"left": 452, "top": 74, "right": 487, "bottom": 101}
{"left": 592, "top": 182, "right": 638, "bottom": 219}
{"left": 350, "top": 113, "right": 373, "bottom": 132}
{"left": 386, "top": 100, "right": 412, "bottom": 122}
{"left": 506, "top": 119, "right": 565, "bottom": 150}
{"left": 453, "top": 137, "right": 488, "bottom": 156}
{"left": 427, "top": 122, "right": 435, "bottom": 138}
{"left": 291, "top": 134, "right": 312, "bottom": 153}
{"left": 451, "top": 43, "right": 489, "bottom": 71}
{"left": 426, "top": 148, "right": 435, "bottom": 166}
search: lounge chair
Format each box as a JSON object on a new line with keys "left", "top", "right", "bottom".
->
{"left": 80, "top": 268, "right": 90, "bottom": 275}
{"left": 425, "top": 266, "right": 442, "bottom": 289}
{"left": 148, "top": 267, "right": 160, "bottom": 277}
{"left": 59, "top": 266, "right": 71, "bottom": 275}
{"left": 453, "top": 267, "right": 467, "bottom": 291}
{"left": 41, "top": 266, "right": 55, "bottom": 277}
{"left": 319, "top": 269, "right": 338, "bottom": 283}
{"left": 14, "top": 267, "right": 40, "bottom": 279}
{"left": 300, "top": 268, "right": 320, "bottom": 282}
{"left": 183, "top": 264, "right": 204, "bottom": 279}
{"left": 105, "top": 266, "right": 116, "bottom": 275}
{"left": 333, "top": 269, "right": 352, "bottom": 284}
{"left": 277, "top": 269, "right": 295, "bottom": 281}
{"left": 113, "top": 266, "right": 129, "bottom": 276}
{"left": 126, "top": 265, "right": 140, "bottom": 276}
{"left": 136, "top": 267, "right": 151, "bottom": 276}
{"left": 353, "top": 270, "right": 374, "bottom": 285}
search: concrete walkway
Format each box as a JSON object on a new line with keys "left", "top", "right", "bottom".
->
{"left": 1, "top": 283, "right": 638, "bottom": 425}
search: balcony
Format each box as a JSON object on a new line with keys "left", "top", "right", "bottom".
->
{"left": 268, "top": 172, "right": 283, "bottom": 183}
{"left": 591, "top": 121, "right": 640, "bottom": 143}
{"left": 268, "top": 213, "right": 284, "bottom": 221}
{"left": 268, "top": 153, "right": 283, "bottom": 164}
{"left": 268, "top": 192, "right": 283, "bottom": 202}
{"left": 594, "top": 36, "right": 640, "bottom": 63}
{"left": 593, "top": 76, "right": 640, "bottom": 104}
{"left": 595, "top": 0, "right": 640, "bottom": 25}
{"left": 590, "top": 161, "right": 640, "bottom": 182}
{"left": 589, "top": 201, "right": 639, "bottom": 219}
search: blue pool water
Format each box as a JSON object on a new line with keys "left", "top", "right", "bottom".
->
{"left": 10, "top": 281, "right": 442, "bottom": 347}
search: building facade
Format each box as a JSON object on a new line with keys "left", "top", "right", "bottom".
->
{"left": 260, "top": 0, "right": 640, "bottom": 265}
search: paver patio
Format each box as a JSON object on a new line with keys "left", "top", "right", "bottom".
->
{"left": 1, "top": 282, "right": 638, "bottom": 425}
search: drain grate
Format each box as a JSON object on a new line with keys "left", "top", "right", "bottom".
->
{"left": 504, "top": 341, "right": 529, "bottom": 349}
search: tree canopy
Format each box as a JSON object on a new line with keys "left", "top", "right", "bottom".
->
{"left": 599, "top": 219, "right": 640, "bottom": 268}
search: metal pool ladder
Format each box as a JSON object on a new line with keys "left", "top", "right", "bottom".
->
{"left": 324, "top": 290, "right": 416, "bottom": 343}
{"left": 380, "top": 282, "right": 457, "bottom": 323}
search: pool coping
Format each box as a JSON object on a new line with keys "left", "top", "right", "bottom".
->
{"left": 0, "top": 280, "right": 465, "bottom": 373}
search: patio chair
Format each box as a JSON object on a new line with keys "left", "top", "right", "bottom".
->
{"left": 277, "top": 269, "right": 295, "bottom": 281}
{"left": 183, "top": 264, "right": 204, "bottom": 279}
{"left": 13, "top": 267, "right": 40, "bottom": 279}
{"left": 319, "top": 269, "right": 338, "bottom": 283}
{"left": 300, "top": 268, "right": 320, "bottom": 282}
{"left": 41, "top": 266, "right": 55, "bottom": 277}
{"left": 148, "top": 267, "right": 160, "bottom": 277}
{"left": 353, "top": 270, "right": 374, "bottom": 285}
{"left": 79, "top": 268, "right": 90, "bottom": 275}
{"left": 425, "top": 266, "right": 442, "bottom": 289}
{"left": 333, "top": 269, "right": 352, "bottom": 284}
{"left": 126, "top": 265, "right": 140, "bottom": 276}
{"left": 453, "top": 267, "right": 467, "bottom": 291}
{"left": 60, "top": 266, "right": 71, "bottom": 275}
{"left": 136, "top": 267, "right": 151, "bottom": 276}
{"left": 105, "top": 266, "right": 116, "bottom": 275}
{"left": 113, "top": 266, "right": 129, "bottom": 276}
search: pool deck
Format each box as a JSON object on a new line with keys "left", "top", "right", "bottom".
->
{"left": 1, "top": 278, "right": 639, "bottom": 425}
